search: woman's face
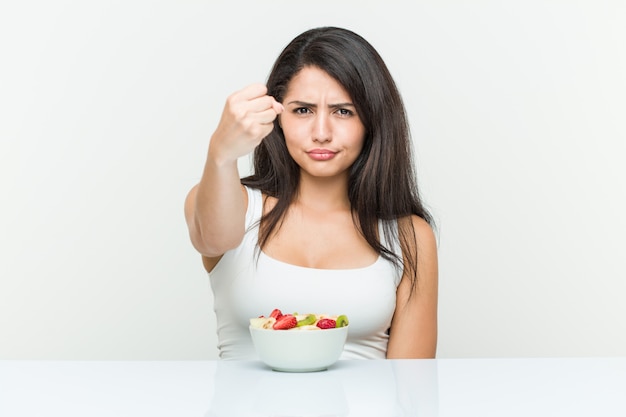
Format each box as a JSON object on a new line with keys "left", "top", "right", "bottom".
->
{"left": 279, "top": 66, "right": 366, "bottom": 180}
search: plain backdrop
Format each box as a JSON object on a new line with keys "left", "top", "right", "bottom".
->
{"left": 1, "top": 0, "right": 625, "bottom": 360}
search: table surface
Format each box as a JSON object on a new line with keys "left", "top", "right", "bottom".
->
{"left": 1, "top": 357, "right": 625, "bottom": 417}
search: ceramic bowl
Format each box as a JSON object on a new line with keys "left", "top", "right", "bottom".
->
{"left": 249, "top": 325, "right": 349, "bottom": 372}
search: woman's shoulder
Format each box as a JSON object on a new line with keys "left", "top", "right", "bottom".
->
{"left": 398, "top": 214, "right": 437, "bottom": 250}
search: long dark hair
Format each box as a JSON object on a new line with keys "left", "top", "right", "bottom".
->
{"left": 241, "top": 26, "right": 433, "bottom": 290}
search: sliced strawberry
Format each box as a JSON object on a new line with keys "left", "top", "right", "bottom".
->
{"left": 273, "top": 314, "right": 297, "bottom": 330}
{"left": 316, "top": 318, "right": 337, "bottom": 329}
{"left": 269, "top": 309, "right": 283, "bottom": 320}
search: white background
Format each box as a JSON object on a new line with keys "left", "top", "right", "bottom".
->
{"left": 1, "top": 0, "right": 625, "bottom": 360}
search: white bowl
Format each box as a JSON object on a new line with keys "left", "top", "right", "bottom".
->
{"left": 249, "top": 326, "right": 349, "bottom": 372}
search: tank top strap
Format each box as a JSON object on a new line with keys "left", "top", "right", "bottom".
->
{"left": 244, "top": 186, "right": 263, "bottom": 229}
{"left": 378, "top": 218, "right": 404, "bottom": 285}
{"left": 378, "top": 219, "right": 400, "bottom": 256}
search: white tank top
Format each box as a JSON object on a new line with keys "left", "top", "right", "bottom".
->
{"left": 209, "top": 186, "right": 403, "bottom": 360}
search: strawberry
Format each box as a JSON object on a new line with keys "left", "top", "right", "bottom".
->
{"left": 273, "top": 314, "right": 297, "bottom": 330}
{"left": 316, "top": 318, "right": 337, "bottom": 329}
{"left": 269, "top": 308, "right": 283, "bottom": 320}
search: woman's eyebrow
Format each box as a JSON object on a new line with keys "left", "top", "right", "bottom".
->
{"left": 328, "top": 102, "right": 355, "bottom": 109}
{"left": 286, "top": 100, "right": 355, "bottom": 108}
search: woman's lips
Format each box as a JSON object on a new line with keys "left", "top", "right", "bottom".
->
{"left": 307, "top": 148, "right": 337, "bottom": 161}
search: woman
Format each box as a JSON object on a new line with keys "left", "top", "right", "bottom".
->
{"left": 185, "top": 27, "right": 438, "bottom": 359}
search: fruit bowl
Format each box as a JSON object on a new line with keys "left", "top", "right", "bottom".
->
{"left": 249, "top": 325, "right": 349, "bottom": 372}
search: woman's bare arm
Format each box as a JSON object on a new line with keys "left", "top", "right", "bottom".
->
{"left": 184, "top": 84, "right": 283, "bottom": 258}
{"left": 386, "top": 216, "right": 439, "bottom": 358}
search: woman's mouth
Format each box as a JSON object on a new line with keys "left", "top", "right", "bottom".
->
{"left": 307, "top": 148, "right": 337, "bottom": 161}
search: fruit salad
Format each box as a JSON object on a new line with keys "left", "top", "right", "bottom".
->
{"left": 250, "top": 308, "right": 349, "bottom": 331}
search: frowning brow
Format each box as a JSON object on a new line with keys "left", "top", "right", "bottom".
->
{"left": 287, "top": 100, "right": 355, "bottom": 109}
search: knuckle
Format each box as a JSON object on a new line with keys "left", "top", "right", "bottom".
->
{"left": 225, "top": 94, "right": 238, "bottom": 108}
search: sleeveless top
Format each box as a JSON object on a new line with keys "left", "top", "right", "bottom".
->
{"left": 208, "top": 186, "right": 403, "bottom": 360}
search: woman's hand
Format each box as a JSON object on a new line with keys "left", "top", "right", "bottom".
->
{"left": 209, "top": 83, "right": 283, "bottom": 164}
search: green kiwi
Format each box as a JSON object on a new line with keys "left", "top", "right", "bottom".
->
{"left": 336, "top": 315, "right": 349, "bottom": 328}
{"left": 296, "top": 314, "right": 317, "bottom": 327}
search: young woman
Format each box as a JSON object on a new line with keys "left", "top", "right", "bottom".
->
{"left": 185, "top": 27, "right": 438, "bottom": 359}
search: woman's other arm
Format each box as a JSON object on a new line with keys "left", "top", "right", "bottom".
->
{"left": 386, "top": 216, "right": 439, "bottom": 358}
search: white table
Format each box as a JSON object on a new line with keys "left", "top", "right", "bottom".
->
{"left": 1, "top": 358, "right": 625, "bottom": 416}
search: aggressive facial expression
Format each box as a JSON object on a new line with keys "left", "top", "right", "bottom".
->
{"left": 279, "top": 66, "right": 366, "bottom": 180}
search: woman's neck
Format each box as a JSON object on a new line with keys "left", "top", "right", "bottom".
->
{"left": 294, "top": 173, "right": 350, "bottom": 212}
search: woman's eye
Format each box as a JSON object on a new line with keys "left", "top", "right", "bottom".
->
{"left": 294, "top": 107, "right": 310, "bottom": 115}
{"left": 336, "top": 108, "right": 353, "bottom": 117}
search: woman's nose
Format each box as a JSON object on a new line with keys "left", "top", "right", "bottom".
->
{"left": 312, "top": 113, "right": 331, "bottom": 143}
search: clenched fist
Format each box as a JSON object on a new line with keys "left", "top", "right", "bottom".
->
{"left": 208, "top": 84, "right": 283, "bottom": 164}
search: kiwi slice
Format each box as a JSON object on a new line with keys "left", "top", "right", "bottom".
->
{"left": 296, "top": 314, "right": 317, "bottom": 327}
{"left": 336, "top": 315, "right": 349, "bottom": 328}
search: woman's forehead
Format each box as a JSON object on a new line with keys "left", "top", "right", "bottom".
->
{"left": 283, "top": 66, "right": 351, "bottom": 102}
